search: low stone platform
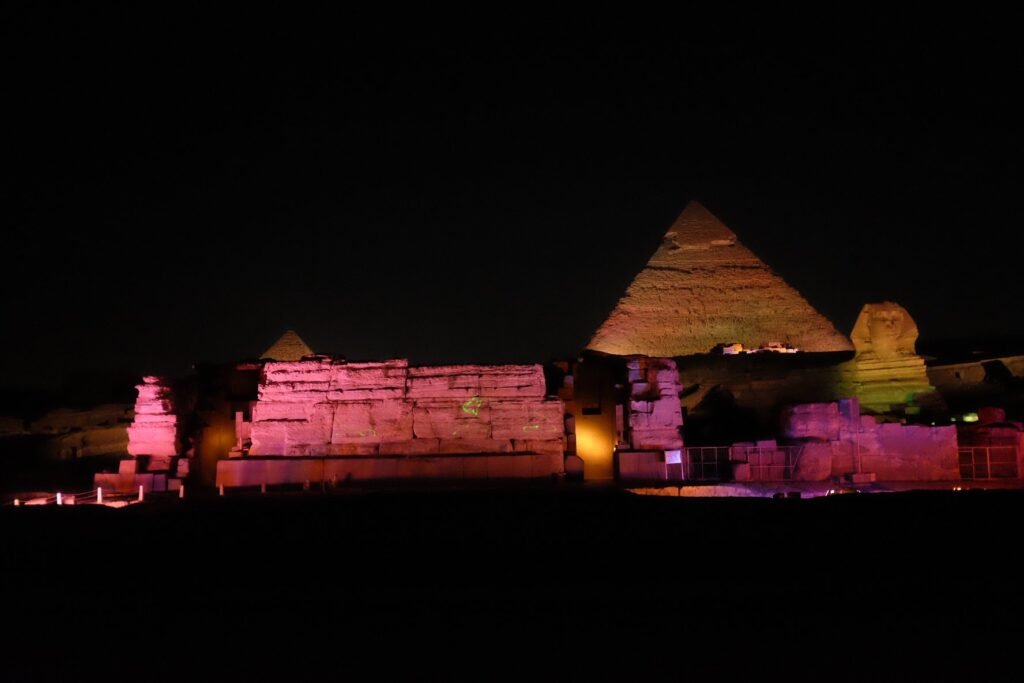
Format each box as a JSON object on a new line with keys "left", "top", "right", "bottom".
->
{"left": 216, "top": 452, "right": 564, "bottom": 488}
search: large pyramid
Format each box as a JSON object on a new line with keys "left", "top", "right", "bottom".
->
{"left": 261, "top": 330, "right": 314, "bottom": 361}
{"left": 588, "top": 202, "right": 853, "bottom": 357}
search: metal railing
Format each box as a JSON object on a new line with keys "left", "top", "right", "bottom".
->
{"left": 731, "top": 445, "right": 803, "bottom": 482}
{"left": 684, "top": 447, "right": 730, "bottom": 481}
{"left": 958, "top": 446, "right": 1018, "bottom": 480}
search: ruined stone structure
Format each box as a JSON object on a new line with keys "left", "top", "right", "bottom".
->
{"left": 247, "top": 359, "right": 564, "bottom": 458}
{"left": 52, "top": 201, "right": 1021, "bottom": 494}
{"left": 588, "top": 202, "right": 853, "bottom": 357}
{"left": 778, "top": 399, "right": 959, "bottom": 482}
{"left": 127, "top": 376, "right": 179, "bottom": 459}
{"left": 95, "top": 376, "right": 187, "bottom": 493}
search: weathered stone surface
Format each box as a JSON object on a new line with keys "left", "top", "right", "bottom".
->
{"left": 491, "top": 401, "right": 564, "bottom": 440}
{"left": 588, "top": 201, "right": 853, "bottom": 357}
{"left": 792, "top": 442, "right": 833, "bottom": 481}
{"left": 782, "top": 400, "right": 960, "bottom": 481}
{"left": 331, "top": 401, "right": 412, "bottom": 443}
{"left": 626, "top": 358, "right": 683, "bottom": 450}
{"left": 412, "top": 401, "right": 493, "bottom": 439}
{"left": 781, "top": 402, "right": 841, "bottom": 441}
{"left": 248, "top": 358, "right": 566, "bottom": 459}
{"left": 511, "top": 438, "right": 565, "bottom": 455}
{"left": 127, "top": 376, "right": 178, "bottom": 457}
{"left": 406, "top": 364, "right": 545, "bottom": 399}
{"left": 837, "top": 302, "right": 940, "bottom": 415}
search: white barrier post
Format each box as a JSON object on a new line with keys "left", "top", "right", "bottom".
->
{"left": 138, "top": 485, "right": 144, "bottom": 502}
{"left": 179, "top": 484, "right": 185, "bottom": 499}
{"left": 56, "top": 492, "right": 63, "bottom": 506}
{"left": 14, "top": 498, "right": 20, "bottom": 506}
{"left": 219, "top": 484, "right": 224, "bottom": 496}
{"left": 97, "top": 487, "right": 103, "bottom": 505}
{"left": 260, "top": 482, "right": 267, "bottom": 494}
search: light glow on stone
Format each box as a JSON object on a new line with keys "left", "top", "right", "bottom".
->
{"left": 461, "top": 396, "right": 485, "bottom": 416}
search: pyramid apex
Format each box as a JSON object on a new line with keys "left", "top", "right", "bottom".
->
{"left": 261, "top": 330, "right": 315, "bottom": 361}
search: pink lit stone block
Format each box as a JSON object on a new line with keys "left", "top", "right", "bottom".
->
{"left": 437, "top": 438, "right": 513, "bottom": 454}
{"left": 379, "top": 439, "right": 441, "bottom": 456}
{"left": 331, "top": 401, "right": 413, "bottom": 443}
{"left": 406, "top": 365, "right": 545, "bottom": 399}
{"left": 412, "top": 401, "right": 493, "bottom": 439}
{"left": 328, "top": 361, "right": 408, "bottom": 400}
{"left": 327, "top": 443, "right": 381, "bottom": 456}
{"left": 127, "top": 376, "right": 179, "bottom": 456}
{"left": 490, "top": 401, "right": 564, "bottom": 440}
{"left": 511, "top": 438, "right": 565, "bottom": 455}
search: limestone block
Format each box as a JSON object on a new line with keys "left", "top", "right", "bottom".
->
{"left": 258, "top": 385, "right": 330, "bottom": 402}
{"left": 437, "top": 438, "right": 513, "bottom": 454}
{"left": 328, "top": 361, "right": 408, "bottom": 400}
{"left": 380, "top": 439, "right": 441, "bottom": 456}
{"left": 413, "top": 401, "right": 492, "bottom": 439}
{"left": 327, "top": 443, "right": 381, "bottom": 456}
{"left": 630, "top": 428, "right": 682, "bottom": 451}
{"left": 253, "top": 401, "right": 314, "bottom": 422}
{"left": 491, "top": 400, "right": 564, "bottom": 440}
{"left": 793, "top": 443, "right": 832, "bottom": 481}
{"left": 407, "top": 364, "right": 545, "bottom": 399}
{"left": 511, "top": 438, "right": 565, "bottom": 455}
{"left": 262, "top": 360, "right": 333, "bottom": 384}
{"left": 781, "top": 402, "right": 841, "bottom": 441}
{"left": 331, "top": 401, "right": 412, "bottom": 443}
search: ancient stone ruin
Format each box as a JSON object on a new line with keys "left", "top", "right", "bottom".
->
{"left": 127, "top": 376, "right": 179, "bottom": 460}
{"left": 247, "top": 359, "right": 565, "bottom": 458}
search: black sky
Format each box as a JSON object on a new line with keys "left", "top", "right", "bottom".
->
{"left": 4, "top": 8, "right": 1023, "bottom": 389}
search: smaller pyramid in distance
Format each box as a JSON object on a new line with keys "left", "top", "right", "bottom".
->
{"left": 261, "top": 330, "right": 314, "bottom": 361}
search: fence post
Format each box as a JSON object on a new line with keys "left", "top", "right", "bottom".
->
{"left": 138, "top": 485, "right": 144, "bottom": 502}
{"left": 56, "top": 492, "right": 62, "bottom": 506}
{"left": 97, "top": 486, "right": 103, "bottom": 505}
{"left": 179, "top": 484, "right": 185, "bottom": 499}
{"left": 219, "top": 484, "right": 224, "bottom": 496}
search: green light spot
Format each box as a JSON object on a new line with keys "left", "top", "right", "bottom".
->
{"left": 461, "top": 396, "right": 485, "bottom": 416}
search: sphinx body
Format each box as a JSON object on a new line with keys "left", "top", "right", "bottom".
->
{"left": 838, "top": 303, "right": 941, "bottom": 415}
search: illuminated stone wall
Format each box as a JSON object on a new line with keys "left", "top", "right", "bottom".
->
{"left": 780, "top": 399, "right": 959, "bottom": 481}
{"left": 248, "top": 359, "right": 566, "bottom": 458}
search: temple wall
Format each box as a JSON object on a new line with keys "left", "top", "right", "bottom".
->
{"left": 248, "top": 359, "right": 566, "bottom": 460}
{"left": 782, "top": 400, "right": 959, "bottom": 481}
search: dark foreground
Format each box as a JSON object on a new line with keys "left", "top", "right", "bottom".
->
{"left": 3, "top": 486, "right": 1022, "bottom": 681}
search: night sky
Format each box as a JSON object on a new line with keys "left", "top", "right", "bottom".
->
{"left": 5, "top": 8, "right": 1022, "bottom": 390}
